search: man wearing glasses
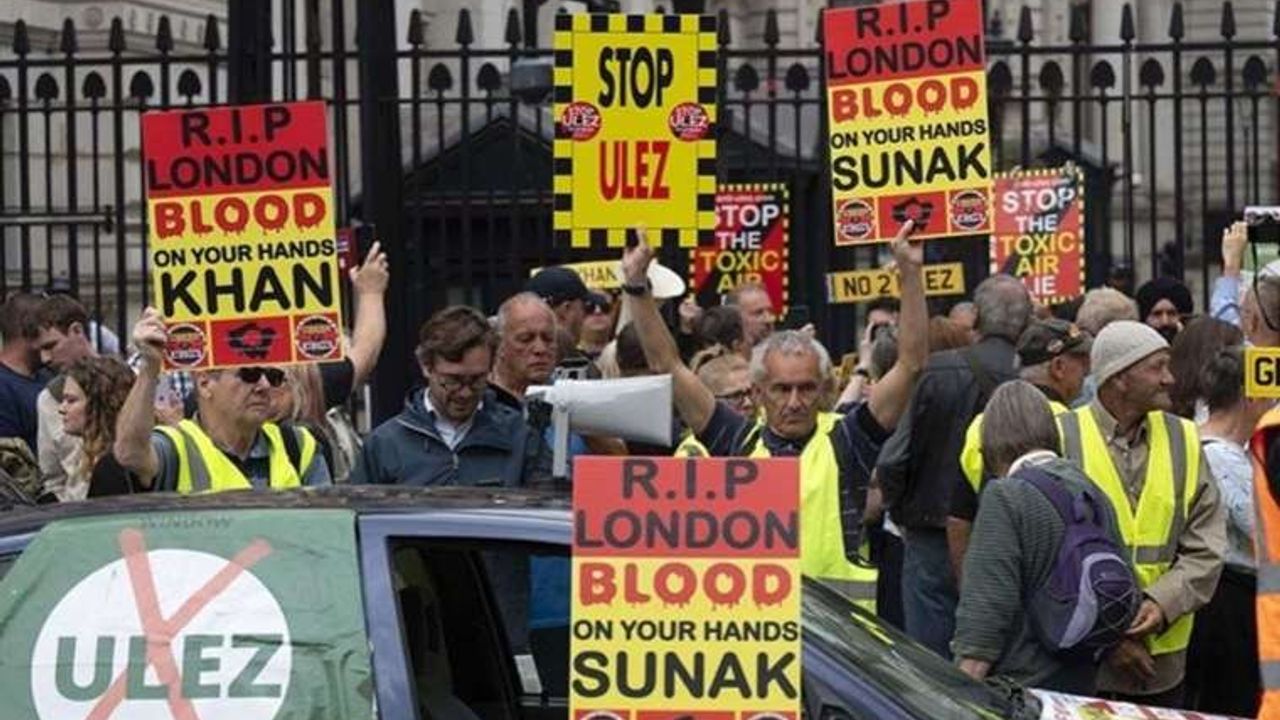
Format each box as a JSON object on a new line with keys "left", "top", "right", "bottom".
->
{"left": 114, "top": 307, "right": 330, "bottom": 493}
{"left": 353, "top": 306, "right": 551, "bottom": 487}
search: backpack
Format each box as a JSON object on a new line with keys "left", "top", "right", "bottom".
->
{"left": 1019, "top": 465, "right": 1140, "bottom": 660}
{"left": 0, "top": 438, "right": 41, "bottom": 509}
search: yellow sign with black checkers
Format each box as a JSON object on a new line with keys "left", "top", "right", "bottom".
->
{"left": 553, "top": 13, "right": 718, "bottom": 248}
{"left": 826, "top": 262, "right": 966, "bottom": 304}
{"left": 1246, "top": 347, "right": 1280, "bottom": 399}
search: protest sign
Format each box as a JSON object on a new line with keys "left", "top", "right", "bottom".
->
{"left": 825, "top": 262, "right": 965, "bottom": 304}
{"left": 823, "top": 0, "right": 992, "bottom": 244}
{"left": 0, "top": 510, "right": 372, "bottom": 719}
{"left": 552, "top": 13, "right": 718, "bottom": 248}
{"left": 142, "top": 101, "right": 343, "bottom": 370}
{"left": 531, "top": 261, "right": 622, "bottom": 291}
{"left": 991, "top": 167, "right": 1085, "bottom": 304}
{"left": 1246, "top": 347, "right": 1280, "bottom": 399}
{"left": 689, "top": 184, "right": 789, "bottom": 310}
{"left": 572, "top": 457, "right": 801, "bottom": 720}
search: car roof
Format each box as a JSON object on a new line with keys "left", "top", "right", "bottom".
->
{"left": 0, "top": 485, "right": 572, "bottom": 537}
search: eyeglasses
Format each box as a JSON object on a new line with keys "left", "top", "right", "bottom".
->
{"left": 236, "top": 366, "right": 286, "bottom": 387}
{"left": 587, "top": 302, "right": 611, "bottom": 315}
{"left": 715, "top": 388, "right": 752, "bottom": 403}
{"left": 433, "top": 371, "right": 489, "bottom": 393}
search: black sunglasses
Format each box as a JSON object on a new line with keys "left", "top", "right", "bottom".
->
{"left": 236, "top": 366, "right": 286, "bottom": 387}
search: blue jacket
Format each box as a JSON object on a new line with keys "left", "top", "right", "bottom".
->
{"left": 352, "top": 388, "right": 552, "bottom": 488}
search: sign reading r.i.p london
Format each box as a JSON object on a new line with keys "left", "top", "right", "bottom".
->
{"left": 143, "top": 101, "right": 344, "bottom": 370}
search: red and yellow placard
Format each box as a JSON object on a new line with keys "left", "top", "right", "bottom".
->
{"left": 689, "top": 184, "right": 789, "bottom": 311}
{"left": 552, "top": 13, "right": 718, "bottom": 249}
{"left": 572, "top": 457, "right": 801, "bottom": 720}
{"left": 823, "top": 0, "right": 992, "bottom": 245}
{"left": 991, "top": 167, "right": 1085, "bottom": 304}
{"left": 142, "top": 101, "right": 343, "bottom": 370}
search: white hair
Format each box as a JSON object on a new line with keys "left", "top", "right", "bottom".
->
{"left": 494, "top": 292, "right": 556, "bottom": 337}
{"left": 749, "top": 330, "right": 832, "bottom": 384}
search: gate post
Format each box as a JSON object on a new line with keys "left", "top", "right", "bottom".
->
{"left": 357, "top": 0, "right": 408, "bottom": 423}
{"left": 227, "top": 0, "right": 272, "bottom": 102}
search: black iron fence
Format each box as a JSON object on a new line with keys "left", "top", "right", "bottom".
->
{"left": 0, "top": 2, "right": 1276, "bottom": 420}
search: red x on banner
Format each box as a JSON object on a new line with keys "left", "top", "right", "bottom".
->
{"left": 83, "top": 528, "right": 273, "bottom": 720}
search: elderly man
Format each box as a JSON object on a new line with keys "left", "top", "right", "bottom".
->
{"left": 33, "top": 295, "right": 99, "bottom": 500}
{"left": 491, "top": 293, "right": 559, "bottom": 408}
{"left": 877, "top": 272, "right": 1033, "bottom": 657}
{"left": 1058, "top": 320, "right": 1225, "bottom": 708}
{"left": 354, "top": 305, "right": 550, "bottom": 487}
{"left": 950, "top": 319, "right": 1092, "bottom": 552}
{"left": 623, "top": 221, "right": 927, "bottom": 609}
{"left": 114, "top": 308, "right": 330, "bottom": 492}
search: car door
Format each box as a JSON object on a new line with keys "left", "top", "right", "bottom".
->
{"left": 358, "top": 510, "right": 571, "bottom": 720}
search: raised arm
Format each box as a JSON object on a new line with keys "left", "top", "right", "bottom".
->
{"left": 867, "top": 220, "right": 926, "bottom": 430}
{"left": 347, "top": 240, "right": 389, "bottom": 391}
{"left": 113, "top": 308, "right": 166, "bottom": 487}
{"left": 621, "top": 230, "right": 717, "bottom": 434}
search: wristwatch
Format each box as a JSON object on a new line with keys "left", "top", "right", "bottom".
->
{"left": 622, "top": 281, "right": 649, "bottom": 296}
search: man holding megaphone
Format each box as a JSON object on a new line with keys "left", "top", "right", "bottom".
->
{"left": 620, "top": 222, "right": 928, "bottom": 609}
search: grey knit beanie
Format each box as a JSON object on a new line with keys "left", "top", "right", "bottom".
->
{"left": 1090, "top": 320, "right": 1170, "bottom": 389}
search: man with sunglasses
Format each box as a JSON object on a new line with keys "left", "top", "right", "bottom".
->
{"left": 114, "top": 308, "right": 330, "bottom": 493}
{"left": 353, "top": 305, "right": 551, "bottom": 487}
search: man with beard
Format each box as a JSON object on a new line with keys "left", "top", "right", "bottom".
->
{"left": 1136, "top": 276, "right": 1193, "bottom": 343}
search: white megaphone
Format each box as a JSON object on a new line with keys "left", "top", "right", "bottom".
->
{"left": 525, "top": 375, "right": 673, "bottom": 479}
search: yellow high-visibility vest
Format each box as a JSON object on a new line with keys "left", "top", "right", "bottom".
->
{"left": 674, "top": 432, "right": 709, "bottom": 457}
{"left": 1058, "top": 406, "right": 1200, "bottom": 656}
{"left": 155, "top": 419, "right": 315, "bottom": 494}
{"left": 746, "top": 412, "right": 878, "bottom": 612}
{"left": 961, "top": 400, "right": 1070, "bottom": 494}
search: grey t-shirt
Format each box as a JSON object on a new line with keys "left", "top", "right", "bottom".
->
{"left": 150, "top": 424, "right": 331, "bottom": 491}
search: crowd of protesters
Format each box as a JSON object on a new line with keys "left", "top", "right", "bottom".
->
{"left": 1, "top": 216, "right": 1277, "bottom": 713}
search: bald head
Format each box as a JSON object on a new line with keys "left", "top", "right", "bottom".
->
{"left": 974, "top": 275, "right": 1033, "bottom": 342}
{"left": 494, "top": 292, "right": 558, "bottom": 394}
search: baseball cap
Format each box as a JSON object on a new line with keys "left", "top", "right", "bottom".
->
{"left": 526, "top": 266, "right": 589, "bottom": 305}
{"left": 1017, "top": 318, "right": 1092, "bottom": 366}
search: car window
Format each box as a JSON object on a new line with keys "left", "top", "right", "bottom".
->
{"left": 389, "top": 539, "right": 559, "bottom": 720}
{"left": 803, "top": 580, "right": 1038, "bottom": 720}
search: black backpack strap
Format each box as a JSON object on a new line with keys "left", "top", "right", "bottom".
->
{"left": 279, "top": 422, "right": 304, "bottom": 474}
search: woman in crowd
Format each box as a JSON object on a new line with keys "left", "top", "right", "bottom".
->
{"left": 57, "top": 356, "right": 137, "bottom": 497}
{"left": 953, "top": 380, "right": 1123, "bottom": 694}
{"left": 1185, "top": 347, "right": 1267, "bottom": 716}
{"left": 1169, "top": 317, "right": 1243, "bottom": 420}
{"left": 270, "top": 363, "right": 362, "bottom": 483}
